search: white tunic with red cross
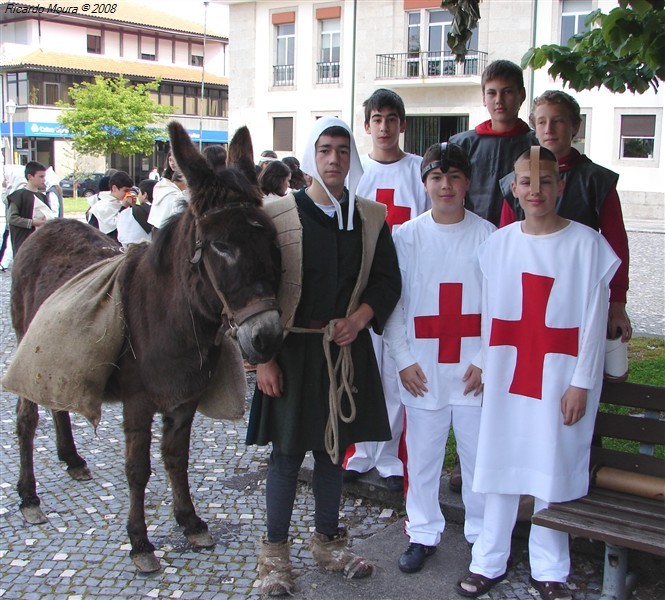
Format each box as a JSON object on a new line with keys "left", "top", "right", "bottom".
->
{"left": 473, "top": 221, "right": 619, "bottom": 502}
{"left": 383, "top": 210, "right": 496, "bottom": 410}
{"left": 357, "top": 153, "right": 430, "bottom": 233}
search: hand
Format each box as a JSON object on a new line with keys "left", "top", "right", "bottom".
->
{"left": 121, "top": 193, "right": 137, "bottom": 208}
{"left": 462, "top": 365, "right": 483, "bottom": 396}
{"left": 32, "top": 216, "right": 47, "bottom": 228}
{"left": 256, "top": 359, "right": 283, "bottom": 397}
{"left": 608, "top": 302, "right": 632, "bottom": 342}
{"left": 331, "top": 317, "right": 361, "bottom": 347}
{"left": 561, "top": 385, "right": 587, "bottom": 425}
{"left": 399, "top": 363, "right": 428, "bottom": 397}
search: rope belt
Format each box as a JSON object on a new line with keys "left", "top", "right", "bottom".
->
{"left": 286, "top": 322, "right": 357, "bottom": 464}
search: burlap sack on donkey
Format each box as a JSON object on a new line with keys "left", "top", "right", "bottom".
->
{"left": 3, "top": 251, "right": 247, "bottom": 424}
{"left": 2, "top": 255, "right": 127, "bottom": 427}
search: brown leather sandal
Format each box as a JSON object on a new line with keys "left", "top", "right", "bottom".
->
{"left": 529, "top": 577, "right": 573, "bottom": 600}
{"left": 455, "top": 571, "right": 506, "bottom": 597}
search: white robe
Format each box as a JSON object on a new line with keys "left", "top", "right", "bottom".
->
{"left": 473, "top": 221, "right": 619, "bottom": 502}
{"left": 147, "top": 178, "right": 187, "bottom": 229}
{"left": 88, "top": 191, "right": 122, "bottom": 234}
{"left": 384, "top": 209, "right": 495, "bottom": 409}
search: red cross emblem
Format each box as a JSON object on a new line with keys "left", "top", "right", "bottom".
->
{"left": 414, "top": 283, "right": 481, "bottom": 363}
{"left": 376, "top": 188, "right": 411, "bottom": 231}
{"left": 490, "top": 272, "right": 579, "bottom": 400}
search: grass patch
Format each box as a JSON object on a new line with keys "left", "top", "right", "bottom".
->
{"left": 63, "top": 196, "right": 90, "bottom": 214}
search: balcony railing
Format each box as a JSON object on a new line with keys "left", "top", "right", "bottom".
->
{"left": 376, "top": 50, "right": 487, "bottom": 81}
{"left": 273, "top": 64, "right": 295, "bottom": 87}
{"left": 317, "top": 61, "right": 340, "bottom": 84}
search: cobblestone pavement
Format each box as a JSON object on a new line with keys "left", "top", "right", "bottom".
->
{"left": 0, "top": 225, "right": 663, "bottom": 599}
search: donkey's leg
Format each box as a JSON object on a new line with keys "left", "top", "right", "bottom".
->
{"left": 16, "top": 397, "right": 47, "bottom": 524}
{"left": 52, "top": 410, "right": 92, "bottom": 481}
{"left": 122, "top": 400, "right": 160, "bottom": 573}
{"left": 161, "top": 400, "right": 214, "bottom": 548}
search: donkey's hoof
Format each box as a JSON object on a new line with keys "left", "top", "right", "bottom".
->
{"left": 21, "top": 505, "right": 48, "bottom": 524}
{"left": 67, "top": 465, "right": 92, "bottom": 481}
{"left": 132, "top": 552, "right": 161, "bottom": 573}
{"left": 187, "top": 530, "right": 215, "bottom": 548}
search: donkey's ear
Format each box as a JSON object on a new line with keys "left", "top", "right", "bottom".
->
{"left": 167, "top": 121, "right": 214, "bottom": 216}
{"left": 228, "top": 126, "right": 258, "bottom": 186}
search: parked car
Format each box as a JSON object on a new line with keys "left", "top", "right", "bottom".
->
{"left": 59, "top": 173, "right": 105, "bottom": 198}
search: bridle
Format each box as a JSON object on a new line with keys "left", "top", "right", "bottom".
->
{"left": 190, "top": 203, "right": 279, "bottom": 345}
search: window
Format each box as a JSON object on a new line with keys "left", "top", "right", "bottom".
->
{"left": 6, "top": 72, "right": 28, "bottom": 105}
{"left": 44, "top": 82, "right": 60, "bottom": 105}
{"left": 87, "top": 32, "right": 102, "bottom": 54}
{"left": 572, "top": 114, "right": 587, "bottom": 154}
{"left": 318, "top": 18, "right": 340, "bottom": 83}
{"left": 406, "top": 9, "right": 479, "bottom": 77}
{"left": 191, "top": 54, "right": 204, "bottom": 67}
{"left": 140, "top": 35, "right": 156, "bottom": 61}
{"left": 561, "top": 0, "right": 592, "bottom": 45}
{"left": 620, "top": 115, "right": 656, "bottom": 159}
{"left": 274, "top": 21, "right": 295, "bottom": 86}
{"left": 273, "top": 117, "right": 293, "bottom": 152}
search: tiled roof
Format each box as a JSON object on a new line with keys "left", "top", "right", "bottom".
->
{"left": 2, "top": 0, "right": 227, "bottom": 39}
{"left": 2, "top": 49, "right": 229, "bottom": 86}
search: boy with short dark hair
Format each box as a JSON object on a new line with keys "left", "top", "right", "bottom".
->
{"left": 450, "top": 59, "right": 536, "bottom": 226}
{"left": 455, "top": 147, "right": 619, "bottom": 600}
{"left": 87, "top": 170, "right": 136, "bottom": 240}
{"left": 343, "top": 88, "right": 429, "bottom": 491}
{"left": 384, "top": 142, "right": 493, "bottom": 574}
{"left": 7, "top": 161, "right": 54, "bottom": 255}
{"left": 499, "top": 90, "right": 631, "bottom": 342}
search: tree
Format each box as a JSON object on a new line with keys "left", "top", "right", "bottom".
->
{"left": 442, "top": 1, "right": 663, "bottom": 94}
{"left": 57, "top": 75, "right": 172, "bottom": 157}
{"left": 522, "top": 0, "right": 664, "bottom": 94}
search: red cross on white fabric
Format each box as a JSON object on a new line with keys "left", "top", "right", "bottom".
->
{"left": 376, "top": 188, "right": 411, "bottom": 231}
{"left": 414, "top": 283, "right": 481, "bottom": 363}
{"left": 489, "top": 272, "right": 579, "bottom": 400}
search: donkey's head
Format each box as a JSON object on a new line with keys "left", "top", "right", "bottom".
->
{"left": 167, "top": 121, "right": 282, "bottom": 364}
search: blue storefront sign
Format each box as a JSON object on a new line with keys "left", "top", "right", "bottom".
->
{"left": 0, "top": 121, "right": 228, "bottom": 143}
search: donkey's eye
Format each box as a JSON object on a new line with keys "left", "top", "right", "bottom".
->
{"left": 247, "top": 219, "right": 264, "bottom": 229}
{"left": 211, "top": 241, "right": 232, "bottom": 256}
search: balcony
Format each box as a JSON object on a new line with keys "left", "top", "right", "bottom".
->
{"left": 375, "top": 50, "right": 487, "bottom": 87}
{"left": 273, "top": 64, "right": 295, "bottom": 87}
{"left": 317, "top": 61, "right": 340, "bottom": 84}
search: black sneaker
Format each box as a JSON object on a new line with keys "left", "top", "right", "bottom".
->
{"left": 384, "top": 475, "right": 404, "bottom": 492}
{"left": 398, "top": 542, "right": 437, "bottom": 573}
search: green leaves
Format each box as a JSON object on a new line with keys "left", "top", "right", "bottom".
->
{"left": 57, "top": 75, "right": 172, "bottom": 157}
{"left": 522, "top": 1, "right": 664, "bottom": 94}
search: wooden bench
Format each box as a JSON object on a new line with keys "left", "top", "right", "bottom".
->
{"left": 532, "top": 381, "right": 665, "bottom": 600}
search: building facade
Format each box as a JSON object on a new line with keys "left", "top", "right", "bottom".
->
{"left": 1, "top": 0, "right": 229, "bottom": 182}
{"left": 225, "top": 0, "right": 662, "bottom": 220}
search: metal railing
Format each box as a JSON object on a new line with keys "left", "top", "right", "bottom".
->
{"left": 273, "top": 64, "right": 295, "bottom": 87}
{"left": 317, "top": 61, "right": 340, "bottom": 84}
{"left": 376, "top": 50, "right": 487, "bottom": 80}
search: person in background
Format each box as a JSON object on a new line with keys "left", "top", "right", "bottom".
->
{"left": 450, "top": 60, "right": 537, "bottom": 227}
{"left": 343, "top": 87, "right": 430, "bottom": 493}
{"left": 7, "top": 161, "right": 55, "bottom": 255}
{"left": 44, "top": 167, "right": 63, "bottom": 218}
{"left": 1, "top": 165, "right": 28, "bottom": 270}
{"left": 148, "top": 166, "right": 160, "bottom": 181}
{"left": 117, "top": 179, "right": 155, "bottom": 247}
{"left": 202, "top": 144, "right": 228, "bottom": 175}
{"left": 86, "top": 170, "right": 136, "bottom": 240}
{"left": 149, "top": 150, "right": 188, "bottom": 229}
{"left": 282, "top": 156, "right": 307, "bottom": 191}
{"left": 259, "top": 160, "right": 291, "bottom": 203}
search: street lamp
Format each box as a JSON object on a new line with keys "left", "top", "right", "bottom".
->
{"left": 5, "top": 98, "right": 16, "bottom": 166}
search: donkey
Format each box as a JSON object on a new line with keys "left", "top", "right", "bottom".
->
{"left": 9, "top": 122, "right": 283, "bottom": 573}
